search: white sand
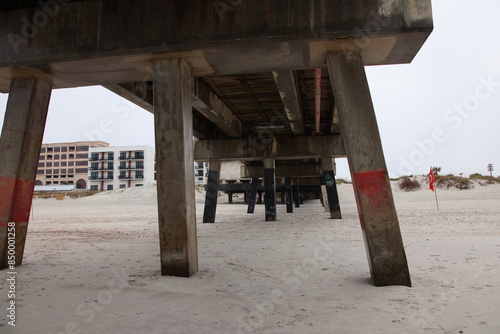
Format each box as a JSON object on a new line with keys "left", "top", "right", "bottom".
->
{"left": 1, "top": 182, "right": 499, "bottom": 333}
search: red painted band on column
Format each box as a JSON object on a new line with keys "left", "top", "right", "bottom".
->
{"left": 352, "top": 168, "right": 394, "bottom": 230}
{"left": 11, "top": 178, "right": 36, "bottom": 224}
{"left": 0, "top": 176, "right": 17, "bottom": 227}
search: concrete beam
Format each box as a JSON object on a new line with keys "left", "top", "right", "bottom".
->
{"left": 194, "top": 135, "right": 345, "bottom": 161}
{"left": 241, "top": 164, "right": 322, "bottom": 178}
{"left": 154, "top": 58, "right": 198, "bottom": 277}
{"left": 192, "top": 79, "right": 243, "bottom": 138}
{"left": 327, "top": 51, "right": 411, "bottom": 287}
{"left": 0, "top": 0, "right": 432, "bottom": 91}
{"left": 272, "top": 71, "right": 304, "bottom": 135}
{"left": 0, "top": 77, "right": 52, "bottom": 269}
{"left": 105, "top": 79, "right": 242, "bottom": 139}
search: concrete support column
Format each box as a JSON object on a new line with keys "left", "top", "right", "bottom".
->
{"left": 153, "top": 58, "right": 198, "bottom": 277}
{"left": 327, "top": 51, "right": 411, "bottom": 287}
{"left": 263, "top": 158, "right": 276, "bottom": 221}
{"left": 321, "top": 158, "right": 342, "bottom": 219}
{"left": 285, "top": 177, "right": 293, "bottom": 213}
{"left": 293, "top": 184, "right": 300, "bottom": 208}
{"left": 203, "top": 160, "right": 221, "bottom": 224}
{"left": 247, "top": 178, "right": 259, "bottom": 214}
{"left": 0, "top": 77, "right": 52, "bottom": 269}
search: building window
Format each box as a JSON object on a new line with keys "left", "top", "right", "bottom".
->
{"left": 68, "top": 175, "right": 74, "bottom": 178}
{"left": 46, "top": 175, "right": 52, "bottom": 179}
{"left": 53, "top": 175, "right": 59, "bottom": 178}
{"left": 47, "top": 147, "right": 53, "bottom": 153}
{"left": 90, "top": 185, "right": 98, "bottom": 190}
{"left": 76, "top": 161, "right": 88, "bottom": 166}
{"left": 107, "top": 172, "right": 114, "bottom": 179}
{"left": 61, "top": 154, "right": 67, "bottom": 160}
{"left": 61, "top": 161, "right": 67, "bottom": 167}
{"left": 107, "top": 162, "right": 114, "bottom": 170}
{"left": 90, "top": 153, "right": 99, "bottom": 161}
{"left": 68, "top": 161, "right": 74, "bottom": 167}
{"left": 38, "top": 162, "right": 45, "bottom": 168}
{"left": 46, "top": 181, "right": 52, "bottom": 185}
{"left": 120, "top": 152, "right": 127, "bottom": 160}
{"left": 61, "top": 169, "right": 67, "bottom": 174}
{"left": 90, "top": 172, "right": 98, "bottom": 180}
{"left": 134, "top": 151, "right": 144, "bottom": 159}
{"left": 61, "top": 175, "right": 66, "bottom": 178}
{"left": 135, "top": 171, "right": 144, "bottom": 179}
{"left": 53, "top": 170, "right": 59, "bottom": 174}
{"left": 76, "top": 146, "right": 89, "bottom": 152}
{"left": 37, "top": 169, "right": 44, "bottom": 175}
{"left": 69, "top": 154, "right": 75, "bottom": 159}
{"left": 197, "top": 170, "right": 203, "bottom": 176}
{"left": 54, "top": 154, "right": 60, "bottom": 160}
{"left": 46, "top": 162, "right": 52, "bottom": 167}
{"left": 120, "top": 184, "right": 126, "bottom": 189}
{"left": 119, "top": 171, "right": 126, "bottom": 179}
{"left": 53, "top": 181, "right": 59, "bottom": 185}
{"left": 107, "top": 153, "right": 114, "bottom": 160}
{"left": 135, "top": 184, "right": 143, "bottom": 187}
{"left": 39, "top": 155, "right": 45, "bottom": 160}
{"left": 61, "top": 147, "right": 68, "bottom": 153}
{"left": 107, "top": 185, "right": 113, "bottom": 191}
{"left": 76, "top": 153, "right": 88, "bottom": 159}
{"left": 47, "top": 155, "right": 53, "bottom": 160}
{"left": 54, "top": 147, "right": 61, "bottom": 153}
{"left": 54, "top": 162, "right": 59, "bottom": 167}
{"left": 75, "top": 168, "right": 88, "bottom": 174}
{"left": 69, "top": 146, "right": 75, "bottom": 152}
{"left": 40, "top": 148, "right": 46, "bottom": 153}
{"left": 68, "top": 169, "right": 74, "bottom": 173}
{"left": 46, "top": 169, "right": 52, "bottom": 175}
{"left": 119, "top": 162, "right": 126, "bottom": 169}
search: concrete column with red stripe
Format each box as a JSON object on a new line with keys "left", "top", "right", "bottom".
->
{"left": 0, "top": 77, "right": 52, "bottom": 269}
{"left": 327, "top": 51, "right": 411, "bottom": 287}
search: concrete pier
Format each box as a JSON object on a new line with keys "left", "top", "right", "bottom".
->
{"left": 247, "top": 178, "right": 259, "bottom": 214}
{"left": 153, "top": 59, "right": 198, "bottom": 277}
{"left": 327, "top": 51, "right": 411, "bottom": 287}
{"left": 321, "top": 158, "right": 342, "bottom": 219}
{"left": 203, "top": 161, "right": 221, "bottom": 224}
{"left": 264, "top": 159, "right": 277, "bottom": 221}
{"left": 285, "top": 177, "right": 293, "bottom": 213}
{"left": 0, "top": 78, "right": 52, "bottom": 268}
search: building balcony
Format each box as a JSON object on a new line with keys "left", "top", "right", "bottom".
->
{"left": 119, "top": 156, "right": 144, "bottom": 160}
{"left": 89, "top": 177, "right": 114, "bottom": 181}
{"left": 99, "top": 167, "right": 114, "bottom": 171}
{"left": 118, "top": 165, "right": 144, "bottom": 170}
{"left": 118, "top": 176, "right": 144, "bottom": 180}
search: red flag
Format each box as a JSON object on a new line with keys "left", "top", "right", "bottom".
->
{"left": 429, "top": 167, "right": 435, "bottom": 192}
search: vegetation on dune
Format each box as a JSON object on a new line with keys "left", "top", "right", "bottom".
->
{"left": 397, "top": 176, "right": 421, "bottom": 192}
{"left": 435, "top": 174, "right": 473, "bottom": 190}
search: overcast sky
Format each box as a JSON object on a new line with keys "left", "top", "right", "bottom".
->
{"left": 0, "top": 0, "right": 498, "bottom": 180}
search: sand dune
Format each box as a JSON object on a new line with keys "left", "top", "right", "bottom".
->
{"left": 1, "top": 183, "right": 499, "bottom": 333}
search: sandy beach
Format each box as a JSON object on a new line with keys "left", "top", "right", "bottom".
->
{"left": 1, "top": 182, "right": 499, "bottom": 334}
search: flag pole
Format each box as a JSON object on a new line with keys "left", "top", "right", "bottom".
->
{"left": 434, "top": 183, "right": 439, "bottom": 211}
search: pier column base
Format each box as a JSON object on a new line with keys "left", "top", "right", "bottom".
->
{"left": 321, "top": 158, "right": 342, "bottom": 219}
{"left": 264, "top": 159, "right": 276, "bottom": 221}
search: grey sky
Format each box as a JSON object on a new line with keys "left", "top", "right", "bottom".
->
{"left": 1, "top": 0, "right": 498, "bottom": 179}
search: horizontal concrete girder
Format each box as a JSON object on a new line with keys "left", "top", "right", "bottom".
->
{"left": 194, "top": 135, "right": 346, "bottom": 161}
{"left": 272, "top": 71, "right": 304, "bottom": 135}
{"left": 104, "top": 79, "right": 242, "bottom": 138}
{"left": 241, "top": 164, "right": 322, "bottom": 178}
{"left": 0, "top": 0, "right": 432, "bottom": 91}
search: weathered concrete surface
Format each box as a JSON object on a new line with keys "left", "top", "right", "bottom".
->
{"left": 154, "top": 58, "right": 198, "bottom": 277}
{"left": 0, "top": 77, "right": 52, "bottom": 268}
{"left": 327, "top": 51, "right": 411, "bottom": 287}
{"left": 203, "top": 161, "right": 221, "bottom": 224}
{"left": 0, "top": 0, "right": 432, "bottom": 91}
{"left": 194, "top": 135, "right": 345, "bottom": 161}
{"left": 272, "top": 71, "right": 304, "bottom": 135}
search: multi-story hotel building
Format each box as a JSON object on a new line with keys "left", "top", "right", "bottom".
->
{"left": 36, "top": 141, "right": 110, "bottom": 189}
{"left": 88, "top": 145, "right": 156, "bottom": 191}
